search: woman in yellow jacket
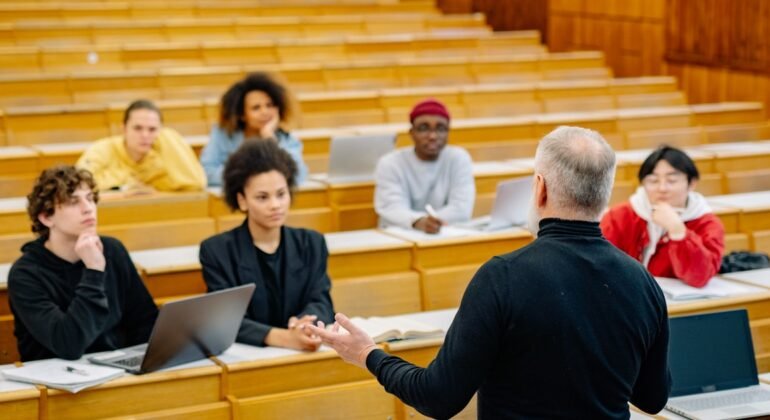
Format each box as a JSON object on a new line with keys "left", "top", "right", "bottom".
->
{"left": 77, "top": 100, "right": 206, "bottom": 192}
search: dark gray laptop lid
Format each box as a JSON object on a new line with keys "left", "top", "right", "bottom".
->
{"left": 140, "top": 284, "right": 255, "bottom": 373}
{"left": 669, "top": 309, "right": 758, "bottom": 397}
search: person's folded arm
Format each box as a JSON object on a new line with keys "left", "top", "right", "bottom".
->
{"left": 668, "top": 215, "right": 724, "bottom": 288}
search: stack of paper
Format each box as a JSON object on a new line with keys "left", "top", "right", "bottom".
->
{"left": 656, "top": 277, "right": 757, "bottom": 301}
{"left": 1, "top": 360, "right": 124, "bottom": 393}
{"left": 720, "top": 268, "right": 770, "bottom": 289}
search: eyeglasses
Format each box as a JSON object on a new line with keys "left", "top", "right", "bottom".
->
{"left": 413, "top": 124, "right": 449, "bottom": 136}
{"left": 642, "top": 175, "right": 688, "bottom": 188}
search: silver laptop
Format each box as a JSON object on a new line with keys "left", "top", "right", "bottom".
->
{"left": 89, "top": 284, "right": 255, "bottom": 374}
{"left": 666, "top": 309, "right": 770, "bottom": 419}
{"left": 463, "top": 176, "right": 532, "bottom": 231}
{"left": 326, "top": 133, "right": 396, "bottom": 183}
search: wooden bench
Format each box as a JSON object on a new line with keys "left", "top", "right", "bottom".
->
{"left": 0, "top": 1, "right": 439, "bottom": 23}
{"left": 0, "top": 14, "right": 489, "bottom": 47}
{"left": 0, "top": 31, "right": 542, "bottom": 74}
{"left": 0, "top": 51, "right": 608, "bottom": 106}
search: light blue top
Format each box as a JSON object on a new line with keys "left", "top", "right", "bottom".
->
{"left": 200, "top": 125, "right": 308, "bottom": 186}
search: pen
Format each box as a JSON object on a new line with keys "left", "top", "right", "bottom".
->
{"left": 425, "top": 204, "right": 439, "bottom": 219}
{"left": 64, "top": 365, "right": 89, "bottom": 376}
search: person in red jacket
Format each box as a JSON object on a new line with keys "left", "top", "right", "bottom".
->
{"left": 601, "top": 145, "right": 724, "bottom": 287}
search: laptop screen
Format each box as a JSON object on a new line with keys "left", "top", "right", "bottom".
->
{"left": 669, "top": 309, "right": 758, "bottom": 397}
{"left": 489, "top": 176, "right": 532, "bottom": 229}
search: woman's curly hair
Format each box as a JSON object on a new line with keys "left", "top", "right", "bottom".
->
{"left": 223, "top": 140, "right": 297, "bottom": 212}
{"left": 218, "top": 72, "right": 295, "bottom": 137}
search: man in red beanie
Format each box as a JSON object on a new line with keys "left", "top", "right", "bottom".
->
{"left": 374, "top": 98, "right": 475, "bottom": 233}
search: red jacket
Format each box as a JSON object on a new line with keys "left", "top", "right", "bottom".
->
{"left": 600, "top": 202, "right": 725, "bottom": 288}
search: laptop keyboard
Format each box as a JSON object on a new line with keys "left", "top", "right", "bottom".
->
{"left": 112, "top": 355, "right": 144, "bottom": 368}
{"left": 675, "top": 388, "right": 770, "bottom": 411}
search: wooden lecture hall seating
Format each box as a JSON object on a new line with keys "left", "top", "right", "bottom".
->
{"left": 1, "top": 0, "right": 770, "bottom": 418}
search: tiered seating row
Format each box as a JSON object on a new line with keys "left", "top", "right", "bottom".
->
{"left": 6, "top": 276, "right": 770, "bottom": 419}
{"left": 0, "top": 31, "right": 544, "bottom": 73}
{"left": 0, "top": 75, "right": 674, "bottom": 146}
{"left": 0, "top": 14, "right": 488, "bottom": 46}
{"left": 0, "top": 1, "right": 439, "bottom": 22}
{"left": 0, "top": 51, "right": 608, "bottom": 106}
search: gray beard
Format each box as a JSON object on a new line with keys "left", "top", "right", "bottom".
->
{"left": 526, "top": 200, "right": 540, "bottom": 238}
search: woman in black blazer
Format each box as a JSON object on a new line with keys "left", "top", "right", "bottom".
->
{"left": 199, "top": 140, "right": 334, "bottom": 351}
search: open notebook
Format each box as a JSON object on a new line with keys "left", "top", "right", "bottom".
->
{"left": 655, "top": 277, "right": 758, "bottom": 301}
{"left": 2, "top": 360, "right": 124, "bottom": 393}
{"left": 338, "top": 316, "right": 445, "bottom": 342}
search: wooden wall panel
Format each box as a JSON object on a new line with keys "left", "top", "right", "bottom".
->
{"left": 547, "top": 0, "right": 666, "bottom": 77}
{"left": 437, "top": 0, "right": 473, "bottom": 14}
{"left": 666, "top": 0, "right": 770, "bottom": 73}
{"left": 547, "top": 0, "right": 770, "bottom": 111}
{"left": 438, "top": 0, "right": 548, "bottom": 39}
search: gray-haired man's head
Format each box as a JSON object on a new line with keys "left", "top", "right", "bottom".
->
{"left": 527, "top": 126, "right": 616, "bottom": 233}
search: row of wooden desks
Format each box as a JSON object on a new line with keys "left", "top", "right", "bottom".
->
{"left": 0, "top": 227, "right": 533, "bottom": 364}
{"left": 6, "top": 270, "right": 770, "bottom": 420}
{"left": 0, "top": 308, "right": 456, "bottom": 420}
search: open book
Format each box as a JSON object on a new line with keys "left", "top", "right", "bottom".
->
{"left": 1, "top": 360, "right": 124, "bottom": 393}
{"left": 655, "top": 276, "right": 757, "bottom": 301}
{"left": 340, "top": 316, "right": 445, "bottom": 343}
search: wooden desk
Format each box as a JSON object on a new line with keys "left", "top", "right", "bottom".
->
{"left": 128, "top": 229, "right": 420, "bottom": 316}
{"left": 31, "top": 142, "right": 90, "bottom": 171}
{"left": 130, "top": 245, "right": 205, "bottom": 299}
{"left": 219, "top": 309, "right": 473, "bottom": 419}
{"left": 326, "top": 179, "right": 378, "bottom": 231}
{"left": 384, "top": 227, "right": 533, "bottom": 310}
{"left": 709, "top": 191, "right": 770, "bottom": 233}
{"left": 0, "top": 197, "right": 27, "bottom": 235}
{"left": 43, "top": 359, "right": 223, "bottom": 419}
{"left": 0, "top": 370, "right": 40, "bottom": 420}
{"left": 326, "top": 229, "right": 420, "bottom": 316}
{"left": 98, "top": 191, "right": 209, "bottom": 225}
{"left": 0, "top": 146, "right": 38, "bottom": 198}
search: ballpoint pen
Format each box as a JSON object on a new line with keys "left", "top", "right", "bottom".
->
{"left": 64, "top": 365, "right": 90, "bottom": 376}
{"left": 425, "top": 204, "right": 439, "bottom": 219}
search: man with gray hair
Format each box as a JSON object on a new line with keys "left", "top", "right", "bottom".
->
{"left": 310, "top": 126, "right": 670, "bottom": 418}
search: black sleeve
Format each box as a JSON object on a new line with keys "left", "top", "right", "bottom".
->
{"left": 113, "top": 241, "right": 158, "bottom": 345}
{"left": 199, "top": 240, "right": 272, "bottom": 346}
{"left": 630, "top": 296, "right": 671, "bottom": 413}
{"left": 297, "top": 233, "right": 334, "bottom": 324}
{"left": 9, "top": 265, "right": 111, "bottom": 360}
{"left": 365, "top": 259, "right": 506, "bottom": 419}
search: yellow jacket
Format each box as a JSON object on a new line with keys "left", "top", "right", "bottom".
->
{"left": 77, "top": 128, "right": 206, "bottom": 192}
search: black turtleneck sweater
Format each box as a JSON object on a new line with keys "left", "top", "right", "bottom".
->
{"left": 366, "top": 219, "right": 671, "bottom": 419}
{"left": 8, "top": 236, "right": 158, "bottom": 362}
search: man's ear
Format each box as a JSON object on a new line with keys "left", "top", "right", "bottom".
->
{"left": 38, "top": 212, "right": 54, "bottom": 229}
{"left": 688, "top": 178, "right": 698, "bottom": 192}
{"left": 534, "top": 173, "right": 547, "bottom": 208}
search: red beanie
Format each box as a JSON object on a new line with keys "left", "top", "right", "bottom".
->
{"left": 409, "top": 99, "right": 450, "bottom": 123}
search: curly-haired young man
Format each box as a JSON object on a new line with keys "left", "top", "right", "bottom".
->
{"left": 8, "top": 165, "right": 158, "bottom": 361}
